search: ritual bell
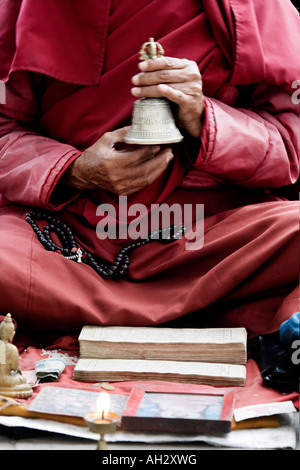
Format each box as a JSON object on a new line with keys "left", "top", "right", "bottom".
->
{"left": 125, "top": 38, "right": 184, "bottom": 145}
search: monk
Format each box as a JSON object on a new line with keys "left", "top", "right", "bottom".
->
{"left": 0, "top": 0, "right": 299, "bottom": 344}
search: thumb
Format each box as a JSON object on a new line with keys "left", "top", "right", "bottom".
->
{"left": 111, "top": 126, "right": 136, "bottom": 151}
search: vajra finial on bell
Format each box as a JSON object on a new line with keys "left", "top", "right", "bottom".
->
{"left": 139, "top": 37, "right": 165, "bottom": 60}
{"left": 124, "top": 38, "right": 183, "bottom": 145}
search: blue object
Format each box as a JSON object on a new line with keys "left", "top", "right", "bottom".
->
{"left": 279, "top": 312, "right": 300, "bottom": 350}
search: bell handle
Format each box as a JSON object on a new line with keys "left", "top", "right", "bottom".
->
{"left": 139, "top": 37, "right": 164, "bottom": 61}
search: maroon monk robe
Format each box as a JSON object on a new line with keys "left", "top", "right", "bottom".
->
{"left": 0, "top": 0, "right": 299, "bottom": 338}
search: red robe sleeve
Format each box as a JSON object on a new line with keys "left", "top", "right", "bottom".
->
{"left": 0, "top": 71, "right": 82, "bottom": 209}
{"left": 185, "top": 0, "right": 300, "bottom": 189}
{"left": 0, "top": 0, "right": 110, "bottom": 209}
{"left": 193, "top": 83, "right": 300, "bottom": 189}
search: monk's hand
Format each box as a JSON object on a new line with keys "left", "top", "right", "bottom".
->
{"left": 63, "top": 127, "right": 174, "bottom": 196}
{"left": 131, "top": 57, "right": 204, "bottom": 138}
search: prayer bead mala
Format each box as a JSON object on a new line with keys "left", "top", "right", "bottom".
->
{"left": 25, "top": 210, "right": 185, "bottom": 280}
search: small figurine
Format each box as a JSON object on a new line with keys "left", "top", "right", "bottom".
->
{"left": 0, "top": 313, "right": 32, "bottom": 398}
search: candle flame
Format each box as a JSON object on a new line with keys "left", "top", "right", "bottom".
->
{"left": 96, "top": 392, "right": 110, "bottom": 418}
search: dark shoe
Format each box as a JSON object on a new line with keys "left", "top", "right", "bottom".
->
{"left": 252, "top": 333, "right": 299, "bottom": 392}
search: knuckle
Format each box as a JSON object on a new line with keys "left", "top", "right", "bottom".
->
{"left": 182, "top": 58, "right": 191, "bottom": 67}
{"left": 176, "top": 92, "right": 186, "bottom": 104}
{"left": 187, "top": 59, "right": 198, "bottom": 69}
{"left": 113, "top": 180, "right": 128, "bottom": 195}
{"left": 143, "top": 168, "right": 152, "bottom": 187}
{"left": 190, "top": 84, "right": 203, "bottom": 96}
{"left": 190, "top": 71, "right": 201, "bottom": 81}
{"left": 108, "top": 173, "right": 119, "bottom": 186}
{"left": 159, "top": 69, "right": 170, "bottom": 81}
{"left": 98, "top": 160, "right": 109, "bottom": 177}
{"left": 164, "top": 57, "right": 174, "bottom": 68}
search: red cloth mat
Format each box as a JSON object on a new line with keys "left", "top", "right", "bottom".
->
{"left": 16, "top": 334, "right": 299, "bottom": 411}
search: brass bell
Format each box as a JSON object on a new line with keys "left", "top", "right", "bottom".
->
{"left": 125, "top": 38, "right": 184, "bottom": 145}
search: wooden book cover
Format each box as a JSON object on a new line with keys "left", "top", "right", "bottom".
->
{"left": 78, "top": 326, "right": 247, "bottom": 365}
{"left": 73, "top": 358, "right": 246, "bottom": 387}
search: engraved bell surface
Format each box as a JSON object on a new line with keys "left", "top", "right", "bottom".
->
{"left": 125, "top": 38, "right": 183, "bottom": 145}
{"left": 124, "top": 97, "right": 184, "bottom": 145}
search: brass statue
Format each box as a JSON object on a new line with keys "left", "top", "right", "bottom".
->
{"left": 125, "top": 38, "right": 183, "bottom": 145}
{"left": 0, "top": 314, "right": 32, "bottom": 398}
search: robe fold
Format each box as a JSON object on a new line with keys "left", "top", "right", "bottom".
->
{"left": 0, "top": 0, "right": 299, "bottom": 338}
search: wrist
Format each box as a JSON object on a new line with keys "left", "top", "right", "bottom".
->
{"left": 61, "top": 152, "right": 88, "bottom": 190}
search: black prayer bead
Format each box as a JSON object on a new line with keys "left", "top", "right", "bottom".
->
{"left": 25, "top": 210, "right": 185, "bottom": 281}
